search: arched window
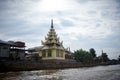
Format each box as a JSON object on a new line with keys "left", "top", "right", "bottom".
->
{"left": 56, "top": 49, "right": 59, "bottom": 57}
{"left": 60, "top": 50, "right": 63, "bottom": 57}
{"left": 48, "top": 49, "right": 52, "bottom": 57}
{"left": 42, "top": 50, "right": 46, "bottom": 57}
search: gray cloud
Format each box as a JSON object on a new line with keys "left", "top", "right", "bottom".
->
{"left": 0, "top": 0, "right": 120, "bottom": 59}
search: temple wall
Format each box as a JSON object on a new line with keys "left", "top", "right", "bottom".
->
{"left": 38, "top": 49, "right": 65, "bottom": 60}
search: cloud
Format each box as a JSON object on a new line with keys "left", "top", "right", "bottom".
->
{"left": 0, "top": 0, "right": 120, "bottom": 59}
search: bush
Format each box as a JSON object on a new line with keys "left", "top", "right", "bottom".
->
{"left": 73, "top": 49, "right": 93, "bottom": 63}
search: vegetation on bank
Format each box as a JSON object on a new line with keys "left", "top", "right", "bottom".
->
{"left": 0, "top": 48, "right": 120, "bottom": 72}
{"left": 73, "top": 48, "right": 119, "bottom": 64}
{"left": 73, "top": 49, "right": 93, "bottom": 63}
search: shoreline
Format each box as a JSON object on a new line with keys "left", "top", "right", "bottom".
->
{"left": 0, "top": 61, "right": 120, "bottom": 73}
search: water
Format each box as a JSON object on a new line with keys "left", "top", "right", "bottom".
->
{"left": 0, "top": 65, "right": 120, "bottom": 80}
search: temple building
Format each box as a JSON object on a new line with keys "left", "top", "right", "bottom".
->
{"left": 36, "top": 20, "right": 65, "bottom": 62}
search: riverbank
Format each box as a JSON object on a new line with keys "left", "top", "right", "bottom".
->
{"left": 1, "top": 64, "right": 120, "bottom": 80}
{"left": 0, "top": 61, "right": 120, "bottom": 72}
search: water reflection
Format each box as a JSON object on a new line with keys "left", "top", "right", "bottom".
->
{"left": 0, "top": 65, "right": 120, "bottom": 80}
{"left": 0, "top": 72, "right": 22, "bottom": 79}
{"left": 40, "top": 70, "right": 59, "bottom": 75}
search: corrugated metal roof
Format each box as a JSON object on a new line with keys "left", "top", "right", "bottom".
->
{"left": 42, "top": 46, "right": 49, "bottom": 50}
{"left": 28, "top": 46, "right": 43, "bottom": 50}
{"left": 0, "top": 40, "right": 25, "bottom": 47}
{"left": 0, "top": 40, "right": 11, "bottom": 45}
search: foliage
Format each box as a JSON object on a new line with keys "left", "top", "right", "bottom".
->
{"left": 73, "top": 49, "right": 93, "bottom": 63}
{"left": 119, "top": 55, "right": 120, "bottom": 61}
{"left": 101, "top": 53, "right": 109, "bottom": 62}
{"left": 89, "top": 48, "right": 96, "bottom": 58}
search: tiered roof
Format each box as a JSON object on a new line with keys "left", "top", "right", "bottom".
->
{"left": 41, "top": 20, "right": 63, "bottom": 48}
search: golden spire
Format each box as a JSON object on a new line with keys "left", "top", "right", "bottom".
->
{"left": 51, "top": 19, "right": 53, "bottom": 28}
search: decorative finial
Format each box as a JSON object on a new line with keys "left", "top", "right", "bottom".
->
{"left": 51, "top": 19, "right": 53, "bottom": 28}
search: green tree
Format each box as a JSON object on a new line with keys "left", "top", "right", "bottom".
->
{"left": 101, "top": 53, "right": 109, "bottom": 62}
{"left": 73, "top": 49, "right": 93, "bottom": 63}
{"left": 89, "top": 48, "right": 96, "bottom": 58}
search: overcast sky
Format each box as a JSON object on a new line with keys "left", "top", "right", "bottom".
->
{"left": 0, "top": 0, "right": 120, "bottom": 59}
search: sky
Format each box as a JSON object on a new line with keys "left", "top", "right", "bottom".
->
{"left": 0, "top": 0, "right": 120, "bottom": 59}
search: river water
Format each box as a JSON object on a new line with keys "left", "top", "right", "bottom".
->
{"left": 0, "top": 65, "right": 120, "bottom": 80}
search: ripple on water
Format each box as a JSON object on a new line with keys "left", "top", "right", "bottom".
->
{"left": 0, "top": 65, "right": 120, "bottom": 80}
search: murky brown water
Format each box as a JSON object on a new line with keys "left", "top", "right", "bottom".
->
{"left": 0, "top": 65, "right": 120, "bottom": 80}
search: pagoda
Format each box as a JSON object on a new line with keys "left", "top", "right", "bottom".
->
{"left": 37, "top": 20, "right": 65, "bottom": 62}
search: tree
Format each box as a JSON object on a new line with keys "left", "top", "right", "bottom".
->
{"left": 118, "top": 55, "right": 120, "bottom": 61}
{"left": 101, "top": 53, "right": 109, "bottom": 62}
{"left": 73, "top": 49, "right": 93, "bottom": 63}
{"left": 89, "top": 48, "right": 96, "bottom": 58}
